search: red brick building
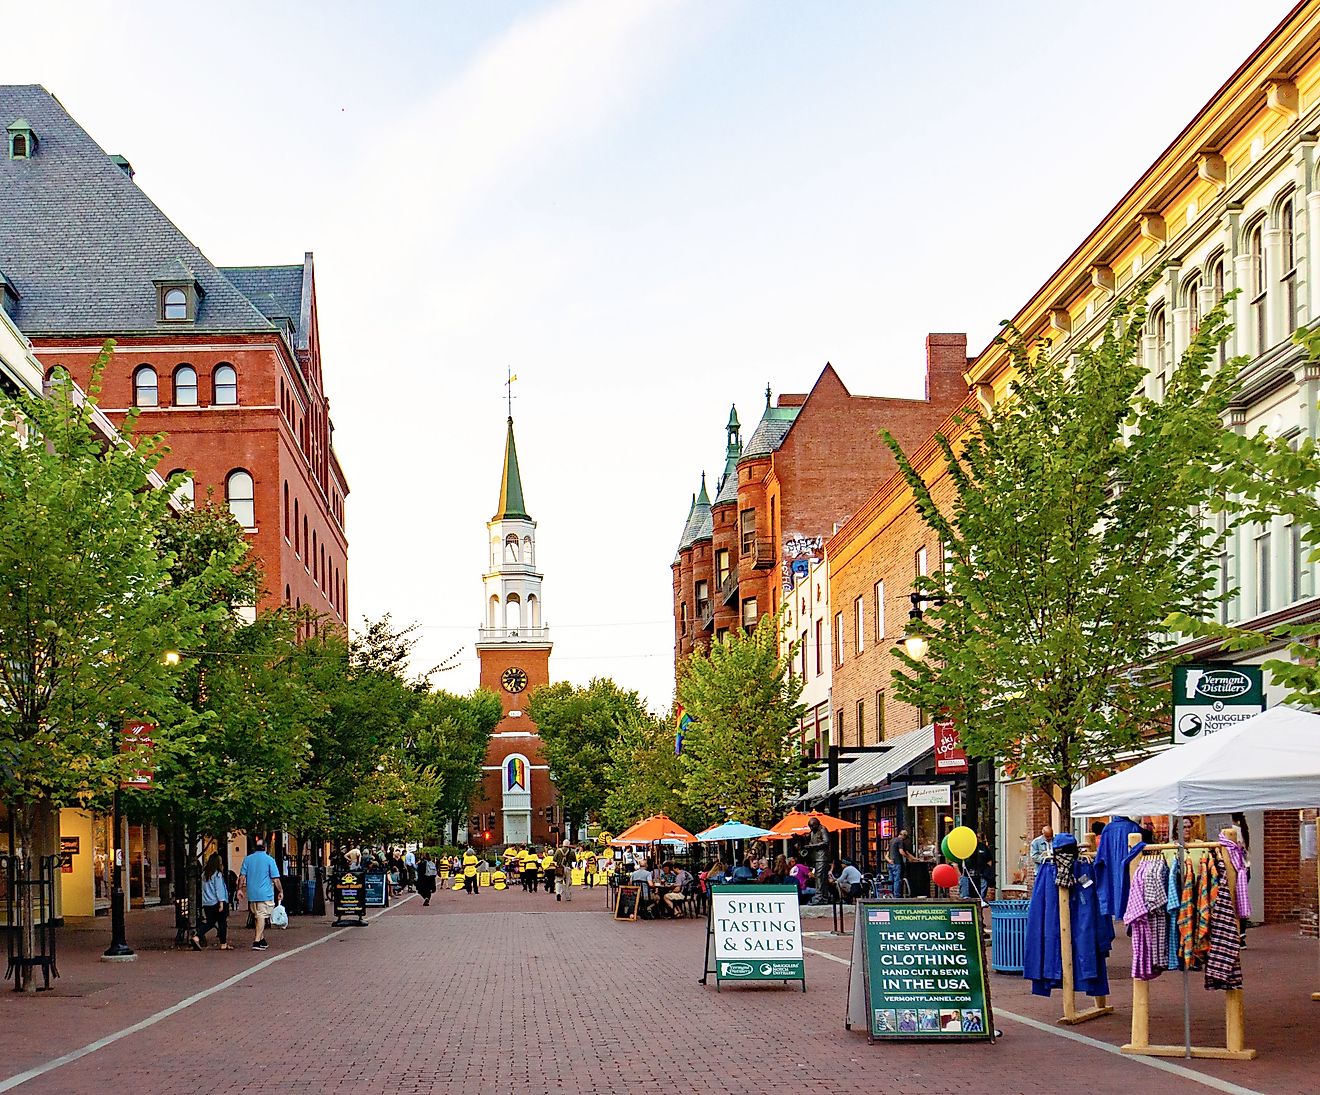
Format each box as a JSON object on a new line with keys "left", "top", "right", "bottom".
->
{"left": 672, "top": 345, "right": 969, "bottom": 667}
{"left": 474, "top": 418, "right": 557, "bottom": 848}
{"left": 0, "top": 86, "right": 347, "bottom": 624}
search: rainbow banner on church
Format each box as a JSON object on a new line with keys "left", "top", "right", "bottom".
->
{"left": 506, "top": 755, "right": 527, "bottom": 791}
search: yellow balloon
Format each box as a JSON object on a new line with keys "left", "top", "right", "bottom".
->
{"left": 947, "top": 826, "right": 977, "bottom": 861}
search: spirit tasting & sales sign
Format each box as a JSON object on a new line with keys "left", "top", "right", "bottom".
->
{"left": 701, "top": 884, "right": 805, "bottom": 991}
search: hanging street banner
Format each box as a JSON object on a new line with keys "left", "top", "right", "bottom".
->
{"left": 1172, "top": 664, "right": 1265, "bottom": 744}
{"left": 846, "top": 900, "right": 993, "bottom": 1043}
{"left": 701, "top": 884, "right": 805, "bottom": 991}
{"left": 933, "top": 715, "right": 968, "bottom": 774}
{"left": 120, "top": 721, "right": 156, "bottom": 788}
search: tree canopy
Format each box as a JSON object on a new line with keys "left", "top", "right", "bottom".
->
{"left": 884, "top": 286, "right": 1244, "bottom": 818}
{"left": 675, "top": 614, "right": 806, "bottom": 827}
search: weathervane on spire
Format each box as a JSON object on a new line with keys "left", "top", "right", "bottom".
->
{"left": 505, "top": 367, "right": 518, "bottom": 418}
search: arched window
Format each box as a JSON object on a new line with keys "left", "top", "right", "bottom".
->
{"left": 1210, "top": 255, "right": 1227, "bottom": 367}
{"left": 173, "top": 365, "right": 197, "bottom": 406}
{"left": 320, "top": 544, "right": 326, "bottom": 587}
{"left": 303, "top": 515, "right": 309, "bottom": 559}
{"left": 294, "top": 499, "right": 300, "bottom": 554}
{"left": 523, "top": 536, "right": 533, "bottom": 565}
{"left": 504, "top": 534, "right": 520, "bottom": 563}
{"left": 133, "top": 365, "right": 158, "bottom": 407}
{"left": 506, "top": 593, "right": 522, "bottom": 631}
{"left": 11, "top": 133, "right": 27, "bottom": 158}
{"left": 226, "top": 469, "right": 255, "bottom": 528}
{"left": 213, "top": 364, "right": 238, "bottom": 405}
{"left": 488, "top": 595, "right": 499, "bottom": 629}
{"left": 312, "top": 531, "right": 318, "bottom": 575}
{"left": 1183, "top": 274, "right": 1202, "bottom": 337}
{"left": 163, "top": 288, "right": 187, "bottom": 321}
{"left": 283, "top": 481, "right": 289, "bottom": 538}
{"left": 1280, "top": 196, "right": 1298, "bottom": 331}
{"left": 1149, "top": 304, "right": 1168, "bottom": 397}
{"left": 527, "top": 593, "right": 540, "bottom": 628}
{"left": 1247, "top": 218, "right": 1267, "bottom": 355}
{"left": 166, "top": 468, "right": 194, "bottom": 508}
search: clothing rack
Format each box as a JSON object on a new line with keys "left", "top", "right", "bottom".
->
{"left": 1057, "top": 854, "right": 1112, "bottom": 1025}
{"left": 1121, "top": 837, "right": 1255, "bottom": 1061}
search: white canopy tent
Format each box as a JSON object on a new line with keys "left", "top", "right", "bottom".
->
{"left": 1072, "top": 704, "right": 1320, "bottom": 817}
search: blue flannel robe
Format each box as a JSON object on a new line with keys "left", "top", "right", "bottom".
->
{"left": 1022, "top": 860, "right": 1114, "bottom": 997}
{"left": 1094, "top": 818, "right": 1143, "bottom": 918}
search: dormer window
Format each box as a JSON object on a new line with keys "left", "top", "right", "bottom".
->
{"left": 152, "top": 258, "right": 202, "bottom": 324}
{"left": 7, "top": 119, "right": 36, "bottom": 160}
{"left": 163, "top": 288, "right": 187, "bottom": 320}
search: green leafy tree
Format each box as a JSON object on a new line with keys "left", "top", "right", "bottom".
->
{"left": 146, "top": 498, "right": 311, "bottom": 843}
{"left": 293, "top": 616, "right": 428, "bottom": 844}
{"left": 528, "top": 678, "right": 647, "bottom": 840}
{"left": 0, "top": 349, "right": 227, "bottom": 857}
{"left": 884, "top": 285, "right": 1244, "bottom": 819}
{"left": 602, "top": 708, "right": 692, "bottom": 832}
{"left": 413, "top": 688, "right": 502, "bottom": 843}
{"left": 676, "top": 614, "right": 806, "bottom": 827}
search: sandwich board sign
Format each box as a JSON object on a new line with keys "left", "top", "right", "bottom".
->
{"left": 845, "top": 900, "right": 993, "bottom": 1042}
{"left": 1173, "top": 664, "right": 1264, "bottom": 744}
{"left": 700, "top": 883, "right": 805, "bottom": 992}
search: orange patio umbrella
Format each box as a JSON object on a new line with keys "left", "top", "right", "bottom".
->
{"left": 608, "top": 814, "right": 697, "bottom": 846}
{"left": 759, "top": 810, "right": 859, "bottom": 840}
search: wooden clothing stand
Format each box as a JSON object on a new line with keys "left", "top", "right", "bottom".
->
{"left": 1056, "top": 873, "right": 1112, "bottom": 1025}
{"left": 1121, "top": 838, "right": 1255, "bottom": 1061}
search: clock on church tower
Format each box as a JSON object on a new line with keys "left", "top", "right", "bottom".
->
{"left": 476, "top": 414, "right": 554, "bottom": 847}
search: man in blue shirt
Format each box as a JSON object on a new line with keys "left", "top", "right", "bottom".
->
{"left": 238, "top": 837, "right": 283, "bottom": 951}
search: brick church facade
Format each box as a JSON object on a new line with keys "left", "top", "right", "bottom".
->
{"left": 474, "top": 417, "right": 557, "bottom": 848}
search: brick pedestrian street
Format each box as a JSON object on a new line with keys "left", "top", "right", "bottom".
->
{"left": 0, "top": 890, "right": 1314, "bottom": 1095}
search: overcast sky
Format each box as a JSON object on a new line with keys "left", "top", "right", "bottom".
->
{"left": 9, "top": 0, "right": 1292, "bottom": 710}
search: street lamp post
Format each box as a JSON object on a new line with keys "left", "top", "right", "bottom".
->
{"left": 900, "top": 591, "right": 981, "bottom": 857}
{"left": 102, "top": 784, "right": 135, "bottom": 961}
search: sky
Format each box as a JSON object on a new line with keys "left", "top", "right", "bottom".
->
{"left": 7, "top": 0, "right": 1295, "bottom": 710}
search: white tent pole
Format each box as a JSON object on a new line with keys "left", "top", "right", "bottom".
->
{"left": 1177, "top": 816, "right": 1191, "bottom": 1060}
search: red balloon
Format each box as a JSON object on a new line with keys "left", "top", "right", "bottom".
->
{"left": 931, "top": 863, "right": 959, "bottom": 890}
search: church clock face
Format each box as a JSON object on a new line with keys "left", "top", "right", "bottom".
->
{"left": 501, "top": 667, "right": 528, "bottom": 694}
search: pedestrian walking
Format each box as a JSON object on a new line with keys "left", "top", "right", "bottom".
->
{"left": 403, "top": 847, "right": 417, "bottom": 891}
{"left": 191, "top": 853, "right": 233, "bottom": 950}
{"left": 237, "top": 837, "right": 283, "bottom": 951}
{"left": 462, "top": 847, "right": 480, "bottom": 895}
{"left": 542, "top": 849, "right": 557, "bottom": 897}
{"left": 417, "top": 852, "right": 437, "bottom": 906}
{"left": 560, "top": 844, "right": 576, "bottom": 902}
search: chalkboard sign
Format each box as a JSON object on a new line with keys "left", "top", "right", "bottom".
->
{"left": 333, "top": 870, "right": 366, "bottom": 926}
{"left": 845, "top": 900, "right": 993, "bottom": 1043}
{"left": 614, "top": 884, "right": 641, "bottom": 921}
{"left": 363, "top": 868, "right": 387, "bottom": 907}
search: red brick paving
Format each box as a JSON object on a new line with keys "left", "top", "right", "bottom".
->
{"left": 0, "top": 884, "right": 1314, "bottom": 1093}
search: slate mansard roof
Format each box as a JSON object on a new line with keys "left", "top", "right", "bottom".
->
{"left": 0, "top": 85, "right": 281, "bottom": 337}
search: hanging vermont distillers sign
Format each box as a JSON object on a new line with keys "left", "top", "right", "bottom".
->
{"left": 700, "top": 884, "right": 805, "bottom": 991}
{"left": 1172, "top": 664, "right": 1264, "bottom": 745}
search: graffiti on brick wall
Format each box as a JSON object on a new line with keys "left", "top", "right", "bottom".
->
{"left": 782, "top": 535, "right": 824, "bottom": 559}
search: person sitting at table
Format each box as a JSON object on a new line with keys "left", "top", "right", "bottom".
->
{"left": 731, "top": 856, "right": 757, "bottom": 883}
{"left": 665, "top": 864, "right": 694, "bottom": 916}
{"left": 630, "top": 859, "right": 657, "bottom": 917}
{"left": 789, "top": 855, "right": 814, "bottom": 903}
{"left": 829, "top": 858, "right": 864, "bottom": 902}
{"left": 700, "top": 860, "right": 725, "bottom": 889}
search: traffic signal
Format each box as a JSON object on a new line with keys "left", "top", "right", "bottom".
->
{"left": 483, "top": 830, "right": 492, "bottom": 841}
{"left": 469, "top": 816, "right": 479, "bottom": 833}
{"left": 544, "top": 806, "right": 553, "bottom": 824}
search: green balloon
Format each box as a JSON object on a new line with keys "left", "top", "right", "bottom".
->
{"left": 940, "top": 834, "right": 962, "bottom": 863}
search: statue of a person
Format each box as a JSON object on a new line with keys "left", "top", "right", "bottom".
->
{"left": 806, "top": 817, "right": 831, "bottom": 904}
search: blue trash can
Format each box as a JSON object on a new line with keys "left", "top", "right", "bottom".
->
{"left": 302, "top": 878, "right": 317, "bottom": 915}
{"left": 989, "top": 899, "right": 1030, "bottom": 973}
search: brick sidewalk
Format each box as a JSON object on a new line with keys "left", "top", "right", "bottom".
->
{"left": 0, "top": 886, "right": 1313, "bottom": 1093}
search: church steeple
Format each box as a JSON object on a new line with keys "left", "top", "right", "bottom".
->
{"left": 494, "top": 416, "right": 530, "bottom": 521}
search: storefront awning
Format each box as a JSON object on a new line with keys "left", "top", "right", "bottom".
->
{"left": 796, "top": 724, "right": 935, "bottom": 806}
